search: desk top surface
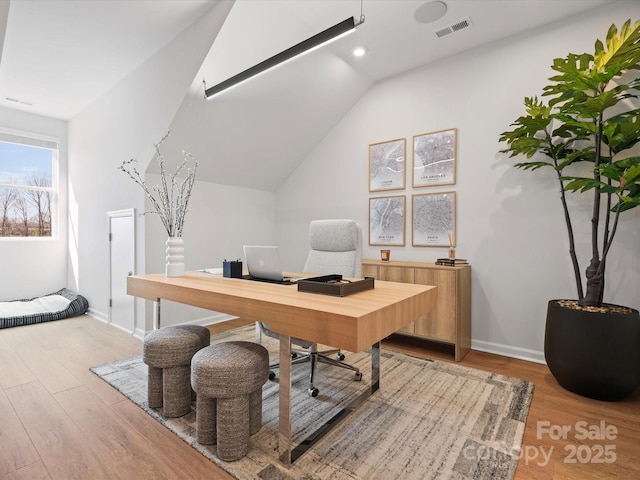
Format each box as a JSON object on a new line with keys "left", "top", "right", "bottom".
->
{"left": 128, "top": 271, "right": 436, "bottom": 352}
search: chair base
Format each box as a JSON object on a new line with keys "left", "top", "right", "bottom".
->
{"left": 269, "top": 348, "right": 362, "bottom": 397}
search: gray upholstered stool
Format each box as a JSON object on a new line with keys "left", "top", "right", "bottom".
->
{"left": 236, "top": 341, "right": 270, "bottom": 435}
{"left": 191, "top": 341, "right": 269, "bottom": 461}
{"left": 174, "top": 324, "right": 211, "bottom": 350}
{"left": 173, "top": 325, "right": 211, "bottom": 401}
{"left": 143, "top": 325, "right": 209, "bottom": 418}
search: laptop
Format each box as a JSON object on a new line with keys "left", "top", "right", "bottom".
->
{"left": 242, "top": 245, "right": 302, "bottom": 284}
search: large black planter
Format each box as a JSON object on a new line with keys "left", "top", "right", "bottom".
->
{"left": 545, "top": 300, "right": 640, "bottom": 401}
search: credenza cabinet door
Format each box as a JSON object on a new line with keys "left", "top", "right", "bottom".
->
{"left": 362, "top": 260, "right": 471, "bottom": 361}
{"left": 361, "top": 264, "right": 378, "bottom": 279}
{"left": 414, "top": 268, "right": 456, "bottom": 342}
{"left": 362, "top": 264, "right": 415, "bottom": 334}
{"left": 380, "top": 267, "right": 415, "bottom": 334}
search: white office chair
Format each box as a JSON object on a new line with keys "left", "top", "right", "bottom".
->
{"left": 259, "top": 219, "right": 363, "bottom": 397}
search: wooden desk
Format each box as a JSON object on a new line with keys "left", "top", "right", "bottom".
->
{"left": 128, "top": 271, "right": 436, "bottom": 465}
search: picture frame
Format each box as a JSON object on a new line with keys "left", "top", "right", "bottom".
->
{"left": 412, "top": 191, "right": 456, "bottom": 247}
{"left": 369, "top": 195, "right": 406, "bottom": 246}
{"left": 412, "top": 128, "right": 457, "bottom": 187}
{"left": 369, "top": 138, "right": 406, "bottom": 192}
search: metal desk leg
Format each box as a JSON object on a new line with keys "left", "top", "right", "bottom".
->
{"left": 278, "top": 334, "right": 292, "bottom": 465}
{"left": 153, "top": 298, "right": 161, "bottom": 330}
{"left": 277, "top": 340, "right": 382, "bottom": 467}
{"left": 371, "top": 341, "right": 380, "bottom": 393}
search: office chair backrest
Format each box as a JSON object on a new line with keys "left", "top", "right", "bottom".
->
{"left": 303, "top": 219, "right": 362, "bottom": 278}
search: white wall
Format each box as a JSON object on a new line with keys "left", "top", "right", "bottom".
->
{"left": 0, "top": 106, "right": 67, "bottom": 301}
{"left": 67, "top": 2, "right": 233, "bottom": 331}
{"left": 275, "top": 2, "right": 640, "bottom": 362}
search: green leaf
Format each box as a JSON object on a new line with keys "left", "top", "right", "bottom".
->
{"left": 623, "top": 163, "right": 640, "bottom": 184}
{"left": 514, "top": 161, "right": 555, "bottom": 171}
{"left": 596, "top": 19, "right": 640, "bottom": 70}
{"left": 561, "top": 177, "right": 599, "bottom": 192}
{"left": 613, "top": 198, "right": 640, "bottom": 212}
{"left": 604, "top": 116, "right": 640, "bottom": 153}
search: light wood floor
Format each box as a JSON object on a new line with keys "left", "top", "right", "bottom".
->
{"left": 1, "top": 315, "right": 638, "bottom": 479}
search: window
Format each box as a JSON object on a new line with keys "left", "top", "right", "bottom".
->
{"left": 0, "top": 130, "right": 58, "bottom": 238}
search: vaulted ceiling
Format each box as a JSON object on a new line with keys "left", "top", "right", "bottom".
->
{"left": 0, "top": 0, "right": 216, "bottom": 119}
{"left": 0, "top": 0, "right": 616, "bottom": 190}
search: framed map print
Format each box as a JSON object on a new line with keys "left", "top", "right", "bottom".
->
{"left": 412, "top": 191, "right": 456, "bottom": 247}
{"left": 413, "top": 128, "right": 457, "bottom": 187}
{"left": 369, "top": 195, "right": 405, "bottom": 246}
{"left": 369, "top": 138, "right": 406, "bottom": 192}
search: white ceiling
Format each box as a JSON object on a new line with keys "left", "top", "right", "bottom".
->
{"left": 0, "top": 0, "right": 616, "bottom": 189}
{"left": 0, "top": 0, "right": 216, "bottom": 119}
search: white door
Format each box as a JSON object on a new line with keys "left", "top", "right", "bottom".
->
{"left": 108, "top": 209, "right": 135, "bottom": 333}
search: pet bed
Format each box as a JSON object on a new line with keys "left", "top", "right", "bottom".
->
{"left": 0, "top": 288, "right": 89, "bottom": 329}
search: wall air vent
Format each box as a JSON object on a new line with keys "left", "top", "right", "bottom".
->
{"left": 434, "top": 16, "right": 472, "bottom": 38}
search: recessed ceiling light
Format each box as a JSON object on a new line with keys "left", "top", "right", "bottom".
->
{"left": 353, "top": 46, "right": 367, "bottom": 57}
{"left": 414, "top": 1, "right": 448, "bottom": 24}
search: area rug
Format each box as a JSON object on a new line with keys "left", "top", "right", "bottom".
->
{"left": 91, "top": 326, "right": 534, "bottom": 480}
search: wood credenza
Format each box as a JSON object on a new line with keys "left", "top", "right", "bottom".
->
{"left": 362, "top": 259, "right": 471, "bottom": 361}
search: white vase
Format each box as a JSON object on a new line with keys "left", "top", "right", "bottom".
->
{"left": 166, "top": 237, "right": 185, "bottom": 277}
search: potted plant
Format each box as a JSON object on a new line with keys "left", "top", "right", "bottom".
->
{"left": 500, "top": 20, "right": 640, "bottom": 401}
{"left": 119, "top": 131, "right": 198, "bottom": 277}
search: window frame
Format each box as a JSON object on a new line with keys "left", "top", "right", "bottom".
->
{"left": 0, "top": 127, "right": 59, "bottom": 240}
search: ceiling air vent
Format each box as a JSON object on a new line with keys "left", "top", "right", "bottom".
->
{"left": 4, "top": 96, "right": 34, "bottom": 106}
{"left": 434, "top": 16, "right": 472, "bottom": 38}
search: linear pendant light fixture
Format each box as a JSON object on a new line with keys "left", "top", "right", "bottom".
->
{"left": 204, "top": 16, "right": 364, "bottom": 99}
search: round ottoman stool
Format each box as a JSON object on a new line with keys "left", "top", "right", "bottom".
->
{"left": 174, "top": 324, "right": 211, "bottom": 350}
{"left": 191, "top": 341, "right": 269, "bottom": 461}
{"left": 174, "top": 325, "right": 211, "bottom": 401}
{"left": 143, "top": 326, "right": 207, "bottom": 418}
{"left": 234, "top": 342, "right": 269, "bottom": 435}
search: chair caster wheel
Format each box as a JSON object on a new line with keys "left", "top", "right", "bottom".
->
{"left": 268, "top": 371, "right": 276, "bottom": 381}
{"left": 309, "top": 387, "right": 319, "bottom": 397}
{"left": 355, "top": 372, "right": 363, "bottom": 381}
{"left": 291, "top": 353, "right": 298, "bottom": 359}
{"left": 337, "top": 353, "right": 345, "bottom": 361}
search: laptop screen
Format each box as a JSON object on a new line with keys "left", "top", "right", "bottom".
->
{"left": 243, "top": 245, "right": 286, "bottom": 282}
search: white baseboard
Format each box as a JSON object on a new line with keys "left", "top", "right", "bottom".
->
{"left": 88, "top": 308, "right": 108, "bottom": 323}
{"left": 133, "top": 328, "right": 145, "bottom": 340}
{"left": 178, "top": 313, "right": 238, "bottom": 328}
{"left": 108, "top": 322, "right": 136, "bottom": 336}
{"left": 472, "top": 339, "right": 546, "bottom": 365}
{"left": 133, "top": 312, "right": 241, "bottom": 340}
{"left": 88, "top": 309, "right": 138, "bottom": 337}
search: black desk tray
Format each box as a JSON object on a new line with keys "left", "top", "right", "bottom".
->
{"left": 297, "top": 274, "right": 374, "bottom": 297}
